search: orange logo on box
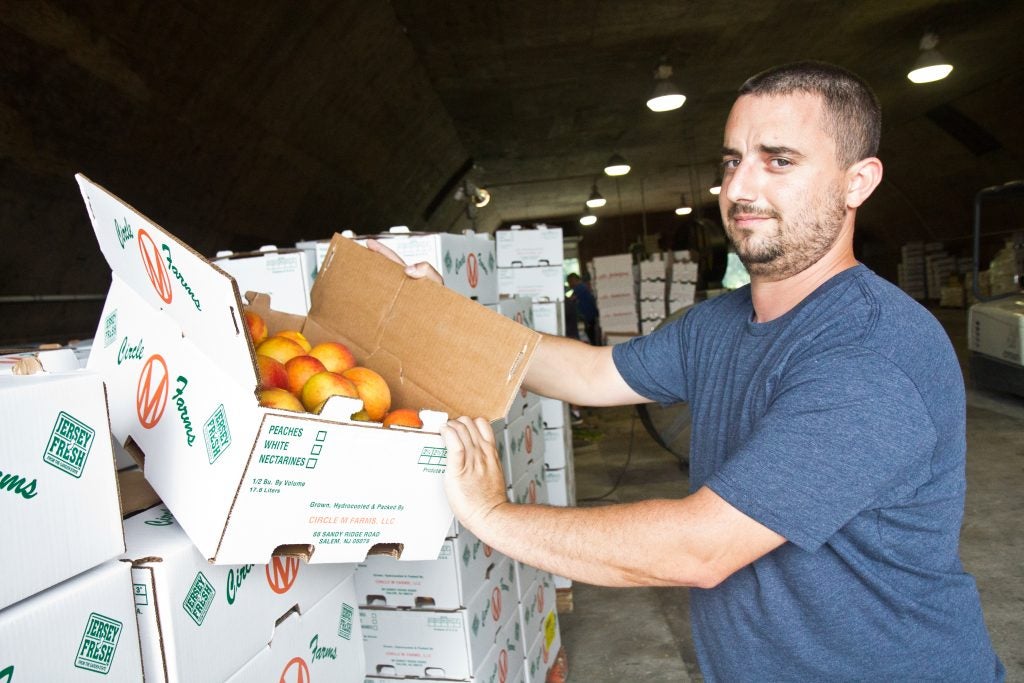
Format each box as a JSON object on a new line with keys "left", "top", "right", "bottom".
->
{"left": 483, "top": 543, "right": 493, "bottom": 558}
{"left": 266, "top": 557, "right": 300, "bottom": 594}
{"left": 524, "top": 427, "right": 533, "bottom": 454}
{"left": 138, "top": 229, "right": 173, "bottom": 304}
{"left": 491, "top": 586, "right": 502, "bottom": 621}
{"left": 137, "top": 354, "right": 170, "bottom": 429}
{"left": 537, "top": 584, "right": 545, "bottom": 613}
{"left": 514, "top": 312, "right": 524, "bottom": 325}
{"left": 279, "top": 657, "right": 310, "bottom": 683}
{"left": 498, "top": 649, "right": 508, "bottom": 683}
{"left": 528, "top": 479, "right": 537, "bottom": 504}
{"left": 543, "top": 641, "right": 551, "bottom": 664}
{"left": 466, "top": 252, "right": 479, "bottom": 288}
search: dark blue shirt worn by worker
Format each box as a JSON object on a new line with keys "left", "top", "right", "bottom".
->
{"left": 612, "top": 264, "right": 1004, "bottom": 682}
{"left": 570, "top": 283, "right": 598, "bottom": 322}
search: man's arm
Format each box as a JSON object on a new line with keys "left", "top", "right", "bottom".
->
{"left": 442, "top": 417, "right": 786, "bottom": 588}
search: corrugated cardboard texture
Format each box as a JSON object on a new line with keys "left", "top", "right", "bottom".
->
{"left": 309, "top": 235, "right": 539, "bottom": 421}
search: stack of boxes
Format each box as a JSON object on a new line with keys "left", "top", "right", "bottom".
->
{"left": 592, "top": 252, "right": 639, "bottom": 344}
{"left": 639, "top": 253, "right": 669, "bottom": 334}
{"left": 0, "top": 370, "right": 144, "bottom": 681}
{"left": 898, "top": 242, "right": 928, "bottom": 300}
{"left": 212, "top": 245, "right": 316, "bottom": 316}
{"left": 669, "top": 251, "right": 699, "bottom": 315}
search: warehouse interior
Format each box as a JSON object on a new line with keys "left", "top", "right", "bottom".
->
{"left": 2, "top": 2, "right": 1022, "bottom": 681}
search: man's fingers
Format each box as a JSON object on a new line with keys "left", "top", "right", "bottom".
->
{"left": 473, "top": 417, "right": 496, "bottom": 446}
{"left": 407, "top": 262, "right": 445, "bottom": 285}
{"left": 365, "top": 238, "right": 404, "bottom": 265}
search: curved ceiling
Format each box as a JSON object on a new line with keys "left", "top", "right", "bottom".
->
{"left": 1, "top": 1, "right": 1022, "bottom": 343}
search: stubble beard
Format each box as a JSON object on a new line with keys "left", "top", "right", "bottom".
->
{"left": 726, "top": 187, "right": 847, "bottom": 280}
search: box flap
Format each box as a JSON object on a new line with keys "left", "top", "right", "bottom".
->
{"left": 76, "top": 174, "right": 256, "bottom": 389}
{"left": 309, "top": 235, "right": 539, "bottom": 421}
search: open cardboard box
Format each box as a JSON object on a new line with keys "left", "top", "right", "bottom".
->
{"left": 78, "top": 174, "right": 540, "bottom": 565}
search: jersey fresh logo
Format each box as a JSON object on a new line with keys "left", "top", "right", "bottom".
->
{"left": 337, "top": 602, "right": 354, "bottom": 641}
{"left": 203, "top": 404, "right": 231, "bottom": 464}
{"left": 279, "top": 657, "right": 310, "bottom": 683}
{"left": 183, "top": 572, "right": 215, "bottom": 626}
{"left": 266, "top": 557, "right": 300, "bottom": 595}
{"left": 43, "top": 411, "right": 95, "bottom": 478}
{"left": 138, "top": 229, "right": 173, "bottom": 304}
{"left": 74, "top": 612, "right": 122, "bottom": 674}
{"left": 103, "top": 310, "right": 118, "bottom": 348}
{"left": 137, "top": 355, "right": 170, "bottom": 429}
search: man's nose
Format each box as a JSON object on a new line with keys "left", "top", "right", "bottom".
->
{"left": 723, "top": 160, "right": 759, "bottom": 205}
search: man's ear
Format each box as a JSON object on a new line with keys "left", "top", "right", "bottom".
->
{"left": 845, "top": 157, "right": 883, "bottom": 209}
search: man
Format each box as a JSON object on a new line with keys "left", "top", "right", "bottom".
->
{"left": 370, "top": 61, "right": 1004, "bottom": 680}
{"left": 566, "top": 272, "right": 600, "bottom": 345}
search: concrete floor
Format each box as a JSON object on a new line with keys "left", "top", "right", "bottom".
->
{"left": 558, "top": 308, "right": 1024, "bottom": 682}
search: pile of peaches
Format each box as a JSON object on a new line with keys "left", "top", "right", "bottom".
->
{"left": 245, "top": 310, "right": 422, "bottom": 429}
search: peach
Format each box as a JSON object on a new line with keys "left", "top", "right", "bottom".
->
{"left": 244, "top": 310, "right": 268, "bottom": 345}
{"left": 276, "top": 329, "right": 311, "bottom": 353}
{"left": 300, "top": 371, "right": 358, "bottom": 413}
{"left": 256, "top": 354, "right": 289, "bottom": 390}
{"left": 309, "top": 341, "right": 357, "bottom": 374}
{"left": 256, "top": 335, "right": 305, "bottom": 365}
{"left": 342, "top": 366, "right": 391, "bottom": 421}
{"left": 258, "top": 388, "right": 304, "bottom": 413}
{"left": 350, "top": 409, "right": 377, "bottom": 422}
{"left": 383, "top": 408, "right": 423, "bottom": 429}
{"left": 284, "top": 355, "right": 326, "bottom": 395}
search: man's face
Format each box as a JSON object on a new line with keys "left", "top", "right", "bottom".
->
{"left": 719, "top": 92, "right": 849, "bottom": 280}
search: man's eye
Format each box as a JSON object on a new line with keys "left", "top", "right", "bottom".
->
{"left": 722, "top": 159, "right": 739, "bottom": 169}
{"left": 770, "top": 158, "right": 791, "bottom": 167}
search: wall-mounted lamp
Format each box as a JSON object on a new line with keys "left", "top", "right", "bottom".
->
{"left": 586, "top": 183, "right": 607, "bottom": 208}
{"left": 604, "top": 154, "right": 631, "bottom": 177}
{"left": 907, "top": 33, "right": 953, "bottom": 84}
{"left": 646, "top": 63, "right": 686, "bottom": 113}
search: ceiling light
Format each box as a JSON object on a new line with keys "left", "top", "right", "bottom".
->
{"left": 604, "top": 154, "right": 631, "bottom": 176}
{"left": 646, "top": 64, "right": 686, "bottom": 112}
{"left": 674, "top": 193, "right": 692, "bottom": 215}
{"left": 586, "top": 183, "right": 607, "bottom": 208}
{"left": 709, "top": 178, "right": 722, "bottom": 196}
{"left": 907, "top": 33, "right": 953, "bottom": 84}
{"left": 580, "top": 207, "right": 598, "bottom": 226}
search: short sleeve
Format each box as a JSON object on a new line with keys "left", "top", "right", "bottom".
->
{"left": 707, "top": 346, "right": 937, "bottom": 552}
{"left": 612, "top": 315, "right": 689, "bottom": 405}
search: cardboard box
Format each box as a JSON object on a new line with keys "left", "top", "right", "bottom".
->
{"left": 212, "top": 246, "right": 315, "bottom": 316}
{"left": 509, "top": 453, "right": 547, "bottom": 506}
{"left": 545, "top": 466, "right": 576, "bottom": 508}
{"left": 498, "top": 266, "right": 566, "bottom": 302}
{"left": 514, "top": 561, "right": 544, "bottom": 603}
{"left": 539, "top": 397, "right": 568, "bottom": 430}
{"left": 0, "top": 347, "right": 81, "bottom": 376}
{"left": 496, "top": 226, "right": 564, "bottom": 267}
{"left": 78, "top": 174, "right": 539, "bottom": 565}
{"left": 226, "top": 573, "right": 365, "bottom": 682}
{"left": 123, "top": 503, "right": 354, "bottom": 682}
{"left": 969, "top": 296, "right": 1024, "bottom": 367}
{"left": 360, "top": 556, "right": 517, "bottom": 680}
{"left": 531, "top": 301, "right": 565, "bottom": 336}
{"left": 355, "top": 227, "right": 498, "bottom": 304}
{"left": 523, "top": 607, "right": 562, "bottom": 683}
{"left": 0, "top": 372, "right": 125, "bottom": 610}
{"left": 518, "top": 573, "right": 557, "bottom": 650}
{"left": 502, "top": 402, "right": 545, "bottom": 489}
{"left": 354, "top": 525, "right": 505, "bottom": 610}
{"left": 0, "top": 560, "right": 143, "bottom": 681}
{"left": 542, "top": 426, "right": 572, "bottom": 471}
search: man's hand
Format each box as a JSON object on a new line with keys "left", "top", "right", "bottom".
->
{"left": 440, "top": 416, "right": 509, "bottom": 531}
{"left": 365, "top": 238, "right": 444, "bottom": 285}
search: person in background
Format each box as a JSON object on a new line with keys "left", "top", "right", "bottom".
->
{"left": 566, "top": 273, "right": 600, "bottom": 345}
{"left": 370, "top": 60, "right": 1004, "bottom": 681}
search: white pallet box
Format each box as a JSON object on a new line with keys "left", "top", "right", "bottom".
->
{"left": 553, "top": 574, "right": 572, "bottom": 590}
{"left": 640, "top": 300, "right": 667, "bottom": 318}
{"left": 599, "top": 293, "right": 639, "bottom": 317}
{"left": 122, "top": 503, "right": 353, "bottom": 683}
{"left": 0, "top": 560, "right": 143, "bottom": 681}
{"left": 593, "top": 273, "right": 635, "bottom": 298}
{"left": 968, "top": 296, "right": 1024, "bottom": 367}
{"left": 494, "top": 295, "right": 537, "bottom": 330}
{"left": 498, "top": 265, "right": 566, "bottom": 302}
{"left": 78, "top": 175, "right": 538, "bottom": 565}
{"left": 294, "top": 237, "right": 335, "bottom": 279}
{"left": 541, "top": 425, "right": 572, "bottom": 470}
{"left": 509, "top": 451, "right": 548, "bottom": 506}
{"left": 496, "top": 225, "right": 564, "bottom": 267}
{"left": 0, "top": 371, "right": 124, "bottom": 611}
{"left": 601, "top": 310, "right": 640, "bottom": 334}
{"left": 355, "top": 525, "right": 503, "bottom": 610}
{"left": 359, "top": 556, "right": 517, "bottom": 680}
{"left": 539, "top": 396, "right": 568, "bottom": 430}
{"left": 640, "top": 279, "right": 667, "bottom": 299}
{"left": 544, "top": 465, "right": 576, "bottom": 508}
{"left": 503, "top": 402, "right": 545, "bottom": 489}
{"left": 520, "top": 574, "right": 561, "bottom": 683}
{"left": 670, "top": 258, "right": 699, "bottom": 284}
{"left": 226, "top": 574, "right": 364, "bottom": 683}
{"left": 514, "top": 561, "right": 544, "bottom": 603}
{"left": 591, "top": 253, "right": 633, "bottom": 278}
{"left": 531, "top": 301, "right": 566, "bottom": 336}
{"left": 212, "top": 246, "right": 314, "bottom": 316}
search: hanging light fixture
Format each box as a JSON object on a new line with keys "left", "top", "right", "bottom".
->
{"left": 674, "top": 193, "right": 692, "bottom": 215}
{"left": 646, "top": 63, "right": 686, "bottom": 112}
{"left": 579, "top": 207, "right": 598, "bottom": 226}
{"left": 907, "top": 33, "right": 953, "bottom": 84}
{"left": 586, "top": 183, "right": 607, "bottom": 208}
{"left": 604, "top": 153, "right": 631, "bottom": 176}
{"left": 709, "top": 176, "right": 722, "bottom": 196}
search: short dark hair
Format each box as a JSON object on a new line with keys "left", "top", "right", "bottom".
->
{"left": 738, "top": 61, "right": 881, "bottom": 168}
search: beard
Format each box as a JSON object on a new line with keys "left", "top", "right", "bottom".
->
{"left": 725, "top": 186, "right": 847, "bottom": 280}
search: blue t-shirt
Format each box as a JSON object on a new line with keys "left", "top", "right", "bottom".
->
{"left": 613, "top": 265, "right": 1004, "bottom": 681}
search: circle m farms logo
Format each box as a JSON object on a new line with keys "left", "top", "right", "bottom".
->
{"left": 466, "top": 252, "right": 479, "bottom": 288}
{"left": 524, "top": 426, "right": 533, "bottom": 454}
{"left": 136, "top": 354, "right": 170, "bottom": 429}
{"left": 137, "top": 229, "right": 173, "bottom": 304}
{"left": 490, "top": 586, "right": 502, "bottom": 622}
{"left": 498, "top": 649, "right": 509, "bottom": 683}
{"left": 265, "top": 556, "right": 300, "bottom": 594}
{"left": 280, "top": 657, "right": 311, "bottom": 683}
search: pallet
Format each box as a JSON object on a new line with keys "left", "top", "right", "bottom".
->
{"left": 556, "top": 587, "right": 574, "bottom": 613}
